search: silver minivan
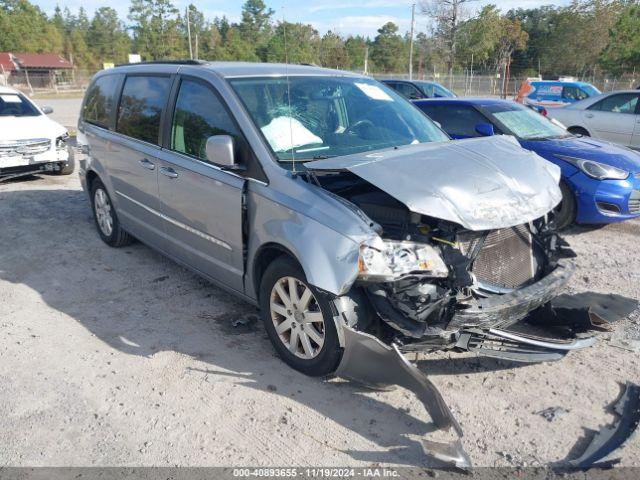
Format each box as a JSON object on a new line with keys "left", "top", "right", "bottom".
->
{"left": 77, "top": 61, "right": 583, "bottom": 378}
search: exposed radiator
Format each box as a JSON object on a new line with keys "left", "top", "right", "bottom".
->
{"left": 458, "top": 224, "right": 535, "bottom": 290}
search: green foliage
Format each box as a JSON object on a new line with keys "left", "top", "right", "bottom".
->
{"left": 600, "top": 4, "right": 640, "bottom": 74}
{"left": 128, "top": 0, "right": 185, "bottom": 60}
{"left": 265, "top": 22, "right": 320, "bottom": 64}
{"left": 0, "top": 0, "right": 62, "bottom": 53}
{"left": 0, "top": 0, "right": 637, "bottom": 77}
{"left": 87, "top": 7, "right": 131, "bottom": 65}
{"left": 370, "top": 22, "right": 405, "bottom": 72}
{"left": 239, "top": 0, "right": 274, "bottom": 48}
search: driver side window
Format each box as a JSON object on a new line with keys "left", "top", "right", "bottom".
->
{"left": 171, "top": 78, "right": 240, "bottom": 162}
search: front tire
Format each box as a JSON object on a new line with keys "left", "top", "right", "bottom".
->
{"left": 259, "top": 256, "right": 342, "bottom": 377}
{"left": 553, "top": 181, "right": 576, "bottom": 230}
{"left": 90, "top": 179, "right": 133, "bottom": 247}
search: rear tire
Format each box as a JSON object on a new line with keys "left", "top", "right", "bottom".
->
{"left": 90, "top": 179, "right": 133, "bottom": 247}
{"left": 259, "top": 256, "right": 342, "bottom": 377}
{"left": 568, "top": 127, "right": 589, "bottom": 137}
{"left": 553, "top": 181, "right": 576, "bottom": 230}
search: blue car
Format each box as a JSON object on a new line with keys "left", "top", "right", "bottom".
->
{"left": 414, "top": 98, "right": 640, "bottom": 228}
{"left": 381, "top": 79, "right": 456, "bottom": 100}
{"left": 516, "top": 79, "right": 600, "bottom": 109}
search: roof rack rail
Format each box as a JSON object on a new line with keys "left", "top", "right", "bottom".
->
{"left": 114, "top": 59, "right": 207, "bottom": 67}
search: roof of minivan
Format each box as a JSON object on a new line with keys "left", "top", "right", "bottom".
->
{"left": 109, "top": 61, "right": 361, "bottom": 79}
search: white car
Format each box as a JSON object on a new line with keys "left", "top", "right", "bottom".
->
{"left": 0, "top": 86, "right": 73, "bottom": 180}
{"left": 548, "top": 89, "right": 640, "bottom": 150}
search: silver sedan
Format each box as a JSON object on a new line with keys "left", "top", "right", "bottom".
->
{"left": 549, "top": 89, "right": 640, "bottom": 150}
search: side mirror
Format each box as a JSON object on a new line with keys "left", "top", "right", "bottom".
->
{"left": 433, "top": 121, "right": 443, "bottom": 130}
{"left": 475, "top": 123, "right": 495, "bottom": 137}
{"left": 41, "top": 106, "right": 54, "bottom": 115}
{"left": 205, "top": 135, "right": 237, "bottom": 169}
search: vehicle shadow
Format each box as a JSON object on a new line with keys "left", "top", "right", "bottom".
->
{"left": 416, "top": 355, "right": 529, "bottom": 376}
{"left": 0, "top": 186, "right": 458, "bottom": 467}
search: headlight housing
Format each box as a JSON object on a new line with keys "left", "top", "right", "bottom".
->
{"left": 556, "top": 154, "right": 629, "bottom": 180}
{"left": 358, "top": 239, "right": 449, "bottom": 281}
{"left": 56, "top": 133, "right": 69, "bottom": 150}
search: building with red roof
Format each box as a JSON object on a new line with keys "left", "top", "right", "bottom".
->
{"left": 0, "top": 52, "right": 73, "bottom": 90}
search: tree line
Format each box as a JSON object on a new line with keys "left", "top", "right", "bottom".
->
{"left": 0, "top": 0, "right": 638, "bottom": 77}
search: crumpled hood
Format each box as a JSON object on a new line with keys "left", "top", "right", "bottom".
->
{"left": 522, "top": 136, "right": 640, "bottom": 174}
{"left": 306, "top": 136, "right": 562, "bottom": 231}
{"left": 0, "top": 115, "right": 66, "bottom": 142}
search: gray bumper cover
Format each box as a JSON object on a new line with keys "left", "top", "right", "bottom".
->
{"left": 335, "top": 326, "right": 471, "bottom": 469}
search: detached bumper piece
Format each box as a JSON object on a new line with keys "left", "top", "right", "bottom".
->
{"left": 566, "top": 382, "right": 640, "bottom": 469}
{"left": 455, "top": 328, "right": 595, "bottom": 363}
{"left": 335, "top": 326, "right": 471, "bottom": 469}
{"left": 454, "top": 291, "right": 637, "bottom": 363}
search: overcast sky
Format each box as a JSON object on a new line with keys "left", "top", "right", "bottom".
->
{"left": 37, "top": 0, "right": 570, "bottom": 38}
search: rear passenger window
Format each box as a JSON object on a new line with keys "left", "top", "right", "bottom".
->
{"left": 170, "top": 79, "right": 240, "bottom": 161}
{"left": 117, "top": 75, "right": 172, "bottom": 144}
{"left": 83, "top": 75, "right": 120, "bottom": 128}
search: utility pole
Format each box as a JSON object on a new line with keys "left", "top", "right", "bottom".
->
{"left": 186, "top": 7, "right": 193, "bottom": 60}
{"left": 364, "top": 46, "right": 369, "bottom": 75}
{"left": 409, "top": 4, "right": 415, "bottom": 80}
{"left": 538, "top": 58, "right": 541, "bottom": 78}
{"left": 195, "top": 34, "right": 198, "bottom": 60}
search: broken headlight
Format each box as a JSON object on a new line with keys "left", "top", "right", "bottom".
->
{"left": 56, "top": 133, "right": 69, "bottom": 151}
{"left": 358, "top": 239, "right": 449, "bottom": 281}
{"left": 556, "top": 155, "right": 628, "bottom": 180}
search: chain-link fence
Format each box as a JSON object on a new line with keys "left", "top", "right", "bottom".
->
{"left": 5, "top": 66, "right": 639, "bottom": 99}
{"left": 372, "top": 71, "right": 639, "bottom": 97}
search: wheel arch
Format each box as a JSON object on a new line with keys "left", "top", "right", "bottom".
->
{"left": 85, "top": 169, "right": 100, "bottom": 192}
{"left": 568, "top": 125, "right": 590, "bottom": 136}
{"left": 251, "top": 243, "right": 301, "bottom": 302}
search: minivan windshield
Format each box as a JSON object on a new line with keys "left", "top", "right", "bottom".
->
{"left": 230, "top": 76, "right": 448, "bottom": 161}
{"left": 0, "top": 92, "right": 41, "bottom": 117}
{"left": 485, "top": 103, "right": 571, "bottom": 141}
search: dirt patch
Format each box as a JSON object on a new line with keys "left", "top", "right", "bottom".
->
{"left": 0, "top": 173, "right": 638, "bottom": 468}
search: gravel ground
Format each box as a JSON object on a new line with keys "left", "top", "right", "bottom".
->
{"left": 32, "top": 97, "right": 82, "bottom": 131}
{"left": 0, "top": 173, "right": 639, "bottom": 468}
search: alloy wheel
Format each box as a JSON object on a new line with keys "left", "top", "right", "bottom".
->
{"left": 94, "top": 188, "right": 113, "bottom": 237}
{"left": 269, "top": 276, "right": 325, "bottom": 359}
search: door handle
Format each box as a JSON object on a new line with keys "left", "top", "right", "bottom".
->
{"left": 139, "top": 158, "right": 155, "bottom": 170}
{"left": 585, "top": 113, "right": 594, "bottom": 118}
{"left": 160, "top": 166, "right": 179, "bottom": 179}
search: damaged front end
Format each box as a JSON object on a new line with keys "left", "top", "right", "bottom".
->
{"left": 311, "top": 165, "right": 583, "bottom": 360}
{"left": 303, "top": 137, "right": 639, "bottom": 468}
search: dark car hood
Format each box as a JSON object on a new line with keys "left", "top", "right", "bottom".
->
{"left": 521, "top": 136, "right": 640, "bottom": 173}
{"left": 306, "top": 136, "right": 562, "bottom": 231}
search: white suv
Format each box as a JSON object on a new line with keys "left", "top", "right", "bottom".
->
{"left": 0, "top": 86, "right": 73, "bottom": 180}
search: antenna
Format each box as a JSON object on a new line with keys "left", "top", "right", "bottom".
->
{"left": 282, "top": 8, "right": 297, "bottom": 174}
